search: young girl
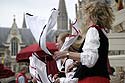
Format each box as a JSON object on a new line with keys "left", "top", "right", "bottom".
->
{"left": 53, "top": 32, "right": 74, "bottom": 83}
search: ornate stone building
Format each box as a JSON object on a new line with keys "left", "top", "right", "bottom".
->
{"left": 0, "top": 16, "right": 36, "bottom": 70}
{"left": 0, "top": 16, "right": 36, "bottom": 82}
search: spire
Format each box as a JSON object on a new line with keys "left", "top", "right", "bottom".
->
{"left": 22, "top": 13, "right": 27, "bottom": 28}
{"left": 58, "top": 0, "right": 67, "bottom": 13}
{"left": 10, "top": 15, "right": 20, "bottom": 35}
{"left": 11, "top": 15, "right": 18, "bottom": 29}
{"left": 75, "top": 4, "right": 78, "bottom": 18}
{"left": 13, "top": 15, "right": 16, "bottom": 23}
{"left": 57, "top": 0, "right": 68, "bottom": 32}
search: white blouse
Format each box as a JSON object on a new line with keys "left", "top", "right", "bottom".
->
{"left": 59, "top": 59, "right": 78, "bottom": 83}
{"left": 80, "top": 27, "right": 107, "bottom": 68}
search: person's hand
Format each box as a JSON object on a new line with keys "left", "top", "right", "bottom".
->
{"left": 53, "top": 51, "right": 68, "bottom": 60}
{"left": 32, "top": 78, "right": 37, "bottom": 83}
{"left": 53, "top": 74, "right": 60, "bottom": 83}
{"left": 53, "top": 74, "right": 59, "bottom": 80}
{"left": 54, "top": 78, "right": 60, "bottom": 83}
{"left": 26, "top": 75, "right": 32, "bottom": 80}
{"left": 67, "top": 61, "right": 80, "bottom": 72}
{"left": 67, "top": 64, "right": 75, "bottom": 73}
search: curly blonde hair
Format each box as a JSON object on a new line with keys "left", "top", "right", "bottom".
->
{"left": 82, "top": 0, "right": 114, "bottom": 32}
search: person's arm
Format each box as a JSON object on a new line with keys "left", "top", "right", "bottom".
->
{"left": 53, "top": 51, "right": 80, "bottom": 61}
{"left": 69, "top": 27, "right": 100, "bottom": 68}
{"left": 18, "top": 76, "right": 25, "bottom": 83}
{"left": 54, "top": 27, "right": 100, "bottom": 68}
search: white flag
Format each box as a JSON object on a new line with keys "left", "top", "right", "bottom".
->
{"left": 60, "top": 19, "right": 80, "bottom": 51}
{"left": 29, "top": 53, "right": 51, "bottom": 83}
{"left": 25, "top": 8, "right": 59, "bottom": 55}
{"left": 39, "top": 9, "right": 59, "bottom": 55}
{"left": 25, "top": 14, "right": 46, "bottom": 43}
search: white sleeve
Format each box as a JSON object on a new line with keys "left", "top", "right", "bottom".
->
{"left": 18, "top": 76, "right": 25, "bottom": 83}
{"left": 65, "top": 59, "right": 73, "bottom": 73}
{"left": 80, "top": 27, "right": 100, "bottom": 68}
{"left": 65, "top": 59, "right": 74, "bottom": 78}
{"left": 60, "top": 78, "right": 78, "bottom": 83}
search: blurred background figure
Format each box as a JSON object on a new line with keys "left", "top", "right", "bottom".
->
{"left": 16, "top": 65, "right": 29, "bottom": 83}
{"left": 110, "top": 67, "right": 120, "bottom": 83}
{"left": 119, "top": 71, "right": 125, "bottom": 83}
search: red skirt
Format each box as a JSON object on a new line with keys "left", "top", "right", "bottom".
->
{"left": 78, "top": 76, "right": 110, "bottom": 83}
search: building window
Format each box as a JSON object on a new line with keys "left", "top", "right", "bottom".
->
{"left": 11, "top": 38, "right": 18, "bottom": 56}
{"left": 0, "top": 53, "right": 4, "bottom": 57}
{"left": 119, "top": 50, "right": 125, "bottom": 55}
{"left": 109, "top": 50, "right": 125, "bottom": 55}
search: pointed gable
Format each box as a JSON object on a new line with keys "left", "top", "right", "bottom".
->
{"left": 9, "top": 16, "right": 20, "bottom": 36}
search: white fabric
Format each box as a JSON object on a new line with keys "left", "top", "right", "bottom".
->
{"left": 60, "top": 19, "right": 80, "bottom": 52}
{"left": 29, "top": 53, "right": 51, "bottom": 83}
{"left": 80, "top": 27, "right": 100, "bottom": 68}
{"left": 59, "top": 59, "right": 78, "bottom": 83}
{"left": 29, "top": 57, "right": 41, "bottom": 83}
{"left": 60, "top": 78, "right": 78, "bottom": 83}
{"left": 53, "top": 53, "right": 78, "bottom": 83}
{"left": 60, "top": 36, "right": 78, "bottom": 52}
{"left": 29, "top": 56, "right": 38, "bottom": 82}
{"left": 53, "top": 59, "right": 78, "bottom": 83}
{"left": 39, "top": 9, "right": 59, "bottom": 55}
{"left": 65, "top": 59, "right": 75, "bottom": 78}
{"left": 25, "top": 9, "right": 59, "bottom": 55}
{"left": 25, "top": 14, "right": 46, "bottom": 43}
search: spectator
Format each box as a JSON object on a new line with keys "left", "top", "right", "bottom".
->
{"left": 16, "top": 65, "right": 28, "bottom": 83}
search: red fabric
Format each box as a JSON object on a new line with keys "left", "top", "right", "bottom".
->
{"left": 0, "top": 64, "right": 4, "bottom": 69}
{"left": 16, "top": 72, "right": 28, "bottom": 83}
{"left": 78, "top": 76, "right": 110, "bottom": 83}
{"left": 89, "top": 25, "right": 104, "bottom": 29}
{"left": 0, "top": 64, "right": 15, "bottom": 79}
{"left": 46, "top": 59, "right": 58, "bottom": 76}
{"left": 16, "top": 42, "right": 58, "bottom": 62}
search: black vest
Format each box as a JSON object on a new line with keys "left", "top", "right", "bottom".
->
{"left": 73, "top": 25, "right": 110, "bottom": 80}
{"left": 58, "top": 59, "right": 68, "bottom": 77}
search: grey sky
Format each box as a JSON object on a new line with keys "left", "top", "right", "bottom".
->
{"left": 0, "top": 0, "right": 78, "bottom": 28}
